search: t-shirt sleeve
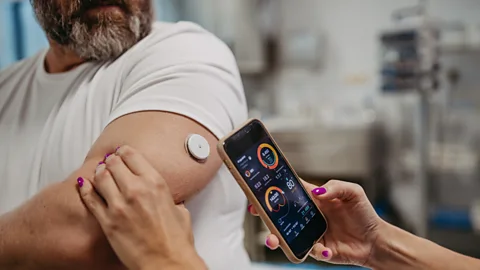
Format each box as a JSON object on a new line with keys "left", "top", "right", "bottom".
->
{"left": 108, "top": 24, "right": 247, "bottom": 139}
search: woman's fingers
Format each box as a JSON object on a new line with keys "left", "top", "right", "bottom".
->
{"left": 310, "top": 242, "right": 333, "bottom": 261}
{"left": 115, "top": 146, "right": 158, "bottom": 177}
{"left": 78, "top": 177, "right": 109, "bottom": 225}
{"left": 265, "top": 234, "right": 280, "bottom": 250}
{"left": 93, "top": 163, "right": 122, "bottom": 206}
{"left": 105, "top": 153, "right": 136, "bottom": 194}
{"left": 245, "top": 208, "right": 280, "bottom": 250}
{"left": 247, "top": 204, "right": 259, "bottom": 216}
{"left": 246, "top": 206, "right": 290, "bottom": 250}
{"left": 311, "top": 179, "right": 365, "bottom": 202}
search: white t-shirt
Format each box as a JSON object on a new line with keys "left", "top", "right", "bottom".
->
{"left": 0, "top": 21, "right": 250, "bottom": 269}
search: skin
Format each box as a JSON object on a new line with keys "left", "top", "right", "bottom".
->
{"left": 249, "top": 180, "right": 480, "bottom": 270}
{"left": 0, "top": 1, "right": 224, "bottom": 269}
{"left": 78, "top": 146, "right": 207, "bottom": 270}
{"left": 0, "top": 112, "right": 222, "bottom": 269}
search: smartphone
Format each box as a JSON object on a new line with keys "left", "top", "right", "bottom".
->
{"left": 218, "top": 119, "right": 328, "bottom": 263}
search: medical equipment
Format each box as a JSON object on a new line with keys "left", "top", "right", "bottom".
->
{"left": 185, "top": 134, "right": 210, "bottom": 162}
{"left": 379, "top": 0, "right": 441, "bottom": 237}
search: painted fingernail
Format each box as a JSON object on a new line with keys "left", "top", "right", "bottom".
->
{"left": 312, "top": 187, "right": 327, "bottom": 195}
{"left": 77, "top": 177, "right": 84, "bottom": 188}
{"left": 115, "top": 146, "right": 121, "bottom": 152}
{"left": 322, "top": 250, "right": 329, "bottom": 258}
{"left": 98, "top": 161, "right": 105, "bottom": 165}
{"left": 247, "top": 205, "right": 252, "bottom": 212}
{"left": 105, "top": 153, "right": 112, "bottom": 159}
{"left": 265, "top": 238, "right": 272, "bottom": 249}
{"left": 96, "top": 163, "right": 106, "bottom": 174}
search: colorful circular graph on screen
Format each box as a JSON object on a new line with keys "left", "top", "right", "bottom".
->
{"left": 257, "top": 143, "right": 279, "bottom": 170}
{"left": 265, "top": 186, "right": 286, "bottom": 212}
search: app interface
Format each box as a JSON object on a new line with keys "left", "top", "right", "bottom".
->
{"left": 234, "top": 136, "right": 319, "bottom": 244}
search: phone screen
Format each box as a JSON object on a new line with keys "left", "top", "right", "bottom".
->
{"left": 223, "top": 120, "right": 327, "bottom": 259}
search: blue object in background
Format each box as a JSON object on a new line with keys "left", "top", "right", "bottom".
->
{"left": 12, "top": 2, "right": 25, "bottom": 60}
{"left": 430, "top": 208, "right": 472, "bottom": 231}
{"left": 0, "top": 1, "right": 48, "bottom": 69}
{"left": 0, "top": 1, "right": 16, "bottom": 69}
{"left": 21, "top": 2, "right": 48, "bottom": 58}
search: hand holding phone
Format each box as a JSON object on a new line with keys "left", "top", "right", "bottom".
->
{"left": 218, "top": 119, "right": 328, "bottom": 263}
{"left": 249, "top": 179, "right": 384, "bottom": 266}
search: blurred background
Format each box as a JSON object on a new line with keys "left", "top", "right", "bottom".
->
{"left": 2, "top": 0, "right": 480, "bottom": 269}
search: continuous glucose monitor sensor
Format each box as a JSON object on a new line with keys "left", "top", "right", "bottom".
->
{"left": 185, "top": 134, "right": 210, "bottom": 162}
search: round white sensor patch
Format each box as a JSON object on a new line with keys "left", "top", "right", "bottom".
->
{"left": 185, "top": 134, "right": 210, "bottom": 161}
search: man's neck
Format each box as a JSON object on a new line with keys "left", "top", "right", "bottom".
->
{"left": 45, "top": 39, "right": 86, "bottom": 74}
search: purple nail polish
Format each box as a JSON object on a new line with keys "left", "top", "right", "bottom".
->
{"left": 98, "top": 161, "right": 105, "bottom": 165}
{"left": 312, "top": 187, "right": 327, "bottom": 195}
{"left": 322, "top": 250, "right": 329, "bottom": 258}
{"left": 265, "top": 238, "right": 271, "bottom": 249}
{"left": 105, "top": 153, "right": 112, "bottom": 159}
{"left": 77, "top": 177, "right": 84, "bottom": 188}
{"left": 115, "top": 146, "right": 121, "bottom": 152}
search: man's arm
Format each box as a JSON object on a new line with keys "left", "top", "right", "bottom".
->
{"left": 368, "top": 221, "right": 480, "bottom": 270}
{"left": 0, "top": 112, "right": 222, "bottom": 269}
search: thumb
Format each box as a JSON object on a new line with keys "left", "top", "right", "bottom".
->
{"left": 175, "top": 203, "right": 191, "bottom": 217}
{"left": 77, "top": 177, "right": 108, "bottom": 225}
{"left": 310, "top": 243, "right": 333, "bottom": 262}
{"left": 176, "top": 202, "right": 187, "bottom": 209}
{"left": 311, "top": 179, "right": 365, "bottom": 202}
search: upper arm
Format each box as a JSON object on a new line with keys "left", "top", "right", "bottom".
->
{"left": 86, "top": 111, "right": 222, "bottom": 203}
{"left": 86, "top": 26, "right": 247, "bottom": 202}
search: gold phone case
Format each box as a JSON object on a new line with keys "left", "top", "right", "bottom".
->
{"left": 217, "top": 118, "right": 328, "bottom": 263}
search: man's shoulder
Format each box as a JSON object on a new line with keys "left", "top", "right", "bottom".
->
{"left": 151, "top": 21, "right": 208, "bottom": 37}
{"left": 107, "top": 22, "right": 246, "bottom": 134}
{"left": 148, "top": 21, "right": 219, "bottom": 48}
{"left": 122, "top": 21, "right": 236, "bottom": 69}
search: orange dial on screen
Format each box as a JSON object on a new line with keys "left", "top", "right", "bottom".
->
{"left": 257, "top": 143, "right": 279, "bottom": 170}
{"left": 265, "top": 186, "right": 286, "bottom": 212}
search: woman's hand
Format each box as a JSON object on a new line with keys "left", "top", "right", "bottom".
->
{"left": 249, "top": 180, "right": 385, "bottom": 267}
{"left": 77, "top": 146, "right": 206, "bottom": 270}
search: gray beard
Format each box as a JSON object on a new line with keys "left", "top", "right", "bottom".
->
{"left": 32, "top": 0, "right": 152, "bottom": 61}
{"left": 68, "top": 16, "right": 142, "bottom": 61}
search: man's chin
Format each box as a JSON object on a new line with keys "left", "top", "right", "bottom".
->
{"left": 69, "top": 23, "right": 140, "bottom": 60}
{"left": 83, "top": 8, "right": 128, "bottom": 25}
{"left": 86, "top": 5, "right": 123, "bottom": 15}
